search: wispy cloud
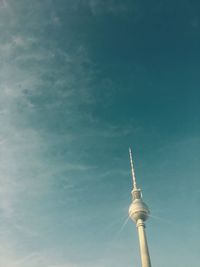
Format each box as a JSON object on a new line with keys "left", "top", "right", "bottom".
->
{"left": 0, "top": 0, "right": 7, "bottom": 8}
{"left": 0, "top": 2, "right": 103, "bottom": 265}
{"left": 0, "top": 248, "right": 44, "bottom": 267}
{"left": 88, "top": 0, "right": 130, "bottom": 16}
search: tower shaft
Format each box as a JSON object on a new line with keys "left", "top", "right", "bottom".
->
{"left": 137, "top": 219, "right": 151, "bottom": 267}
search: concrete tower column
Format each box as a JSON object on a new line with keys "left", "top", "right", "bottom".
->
{"left": 136, "top": 219, "right": 151, "bottom": 267}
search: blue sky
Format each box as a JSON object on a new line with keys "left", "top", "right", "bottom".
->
{"left": 0, "top": 0, "right": 200, "bottom": 266}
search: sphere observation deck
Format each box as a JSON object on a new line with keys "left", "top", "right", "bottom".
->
{"left": 129, "top": 193, "right": 150, "bottom": 222}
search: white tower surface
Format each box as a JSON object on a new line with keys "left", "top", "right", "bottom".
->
{"left": 128, "top": 148, "right": 152, "bottom": 267}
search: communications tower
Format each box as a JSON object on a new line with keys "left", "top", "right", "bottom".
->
{"left": 128, "top": 148, "right": 152, "bottom": 267}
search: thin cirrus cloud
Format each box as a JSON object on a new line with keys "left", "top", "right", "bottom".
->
{"left": 88, "top": 0, "right": 130, "bottom": 15}
{"left": 0, "top": 3, "right": 101, "bottom": 267}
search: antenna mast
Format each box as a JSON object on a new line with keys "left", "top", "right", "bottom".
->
{"left": 129, "top": 147, "right": 137, "bottom": 189}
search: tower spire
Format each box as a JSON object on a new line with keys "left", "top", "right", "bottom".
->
{"left": 129, "top": 147, "right": 137, "bottom": 189}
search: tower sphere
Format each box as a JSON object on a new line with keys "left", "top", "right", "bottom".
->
{"left": 129, "top": 198, "right": 150, "bottom": 222}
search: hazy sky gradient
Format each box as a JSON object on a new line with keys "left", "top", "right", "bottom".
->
{"left": 0, "top": 0, "right": 200, "bottom": 266}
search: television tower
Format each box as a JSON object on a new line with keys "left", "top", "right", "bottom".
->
{"left": 128, "top": 148, "right": 152, "bottom": 267}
